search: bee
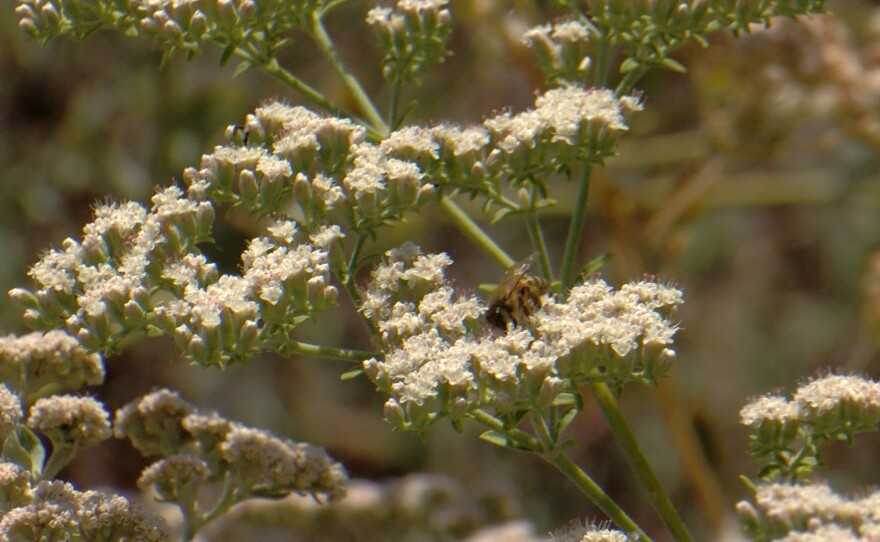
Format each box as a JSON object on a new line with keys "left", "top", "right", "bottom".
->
{"left": 485, "top": 254, "right": 549, "bottom": 331}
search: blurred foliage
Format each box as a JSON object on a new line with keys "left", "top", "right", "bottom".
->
{"left": 4, "top": 0, "right": 880, "bottom": 540}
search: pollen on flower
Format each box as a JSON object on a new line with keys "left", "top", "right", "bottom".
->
{"left": 792, "top": 373, "right": 880, "bottom": 433}
{"left": 740, "top": 395, "right": 800, "bottom": 427}
{"left": 381, "top": 126, "right": 440, "bottom": 162}
{"left": 310, "top": 224, "right": 345, "bottom": 249}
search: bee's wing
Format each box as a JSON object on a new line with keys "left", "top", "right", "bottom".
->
{"left": 487, "top": 253, "right": 537, "bottom": 304}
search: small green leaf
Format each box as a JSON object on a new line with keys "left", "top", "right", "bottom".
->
{"left": 340, "top": 367, "right": 364, "bottom": 380}
{"left": 479, "top": 430, "right": 533, "bottom": 452}
{"left": 479, "top": 430, "right": 511, "bottom": 449}
{"left": 560, "top": 438, "right": 579, "bottom": 449}
{"left": 556, "top": 407, "right": 579, "bottom": 435}
{"left": 3, "top": 427, "right": 46, "bottom": 478}
{"left": 552, "top": 393, "right": 579, "bottom": 407}
{"left": 660, "top": 57, "right": 687, "bottom": 73}
{"left": 581, "top": 252, "right": 613, "bottom": 277}
{"left": 233, "top": 61, "right": 253, "bottom": 78}
{"left": 620, "top": 57, "right": 641, "bottom": 73}
{"left": 490, "top": 207, "right": 514, "bottom": 224}
{"left": 478, "top": 282, "right": 497, "bottom": 293}
{"left": 219, "top": 44, "right": 235, "bottom": 66}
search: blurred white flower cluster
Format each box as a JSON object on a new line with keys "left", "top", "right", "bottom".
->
{"left": 118, "top": 389, "right": 348, "bottom": 506}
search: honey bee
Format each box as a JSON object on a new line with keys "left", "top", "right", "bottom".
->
{"left": 485, "top": 254, "right": 549, "bottom": 331}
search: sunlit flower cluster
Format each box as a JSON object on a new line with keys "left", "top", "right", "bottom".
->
{"left": 366, "top": 0, "right": 452, "bottom": 84}
{"left": 740, "top": 374, "right": 880, "bottom": 482}
{"left": 10, "top": 185, "right": 213, "bottom": 354}
{"left": 738, "top": 482, "right": 880, "bottom": 541}
{"left": 522, "top": 20, "right": 594, "bottom": 85}
{"left": 361, "top": 246, "right": 682, "bottom": 431}
{"left": 191, "top": 85, "right": 640, "bottom": 235}
{"left": 549, "top": 520, "right": 634, "bottom": 542}
{"left": 11, "top": 186, "right": 337, "bottom": 367}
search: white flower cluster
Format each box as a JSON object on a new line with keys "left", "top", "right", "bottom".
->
{"left": 522, "top": 20, "right": 594, "bottom": 84}
{"left": 153, "top": 219, "right": 338, "bottom": 367}
{"left": 366, "top": 0, "right": 452, "bottom": 84}
{"left": 189, "top": 86, "right": 640, "bottom": 237}
{"left": 10, "top": 185, "right": 213, "bottom": 355}
{"left": 549, "top": 520, "right": 634, "bottom": 542}
{"left": 10, "top": 187, "right": 337, "bottom": 367}
{"left": 738, "top": 482, "right": 880, "bottom": 541}
{"left": 740, "top": 374, "right": 880, "bottom": 482}
{"left": 0, "top": 477, "right": 170, "bottom": 541}
{"left": 0, "top": 331, "right": 104, "bottom": 403}
{"left": 116, "top": 389, "right": 348, "bottom": 508}
{"left": 16, "top": 0, "right": 318, "bottom": 61}
{"left": 361, "top": 246, "right": 682, "bottom": 431}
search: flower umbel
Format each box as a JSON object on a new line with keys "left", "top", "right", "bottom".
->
{"left": 362, "top": 247, "right": 682, "bottom": 432}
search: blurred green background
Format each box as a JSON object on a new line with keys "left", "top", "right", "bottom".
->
{"left": 3, "top": 0, "right": 880, "bottom": 540}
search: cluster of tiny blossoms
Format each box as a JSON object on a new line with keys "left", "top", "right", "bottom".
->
{"left": 0, "top": 383, "right": 113, "bottom": 482}
{"left": 191, "top": 86, "right": 640, "bottom": 234}
{"left": 9, "top": 183, "right": 338, "bottom": 367}
{"left": 738, "top": 375, "right": 880, "bottom": 539}
{"left": 116, "top": 389, "right": 347, "bottom": 508}
{"left": 366, "top": 0, "right": 451, "bottom": 85}
{"left": 360, "top": 244, "right": 682, "bottom": 431}
{"left": 549, "top": 521, "right": 635, "bottom": 542}
{"left": 202, "top": 473, "right": 539, "bottom": 541}
{"left": 737, "top": 482, "right": 880, "bottom": 541}
{"left": 522, "top": 20, "right": 594, "bottom": 85}
{"left": 0, "top": 383, "right": 169, "bottom": 540}
{"left": 0, "top": 330, "right": 103, "bottom": 404}
{"left": 0, "top": 476, "right": 170, "bottom": 542}
{"left": 16, "top": 0, "right": 317, "bottom": 63}
{"left": 739, "top": 374, "right": 880, "bottom": 482}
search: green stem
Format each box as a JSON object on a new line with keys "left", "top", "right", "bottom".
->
{"left": 309, "top": 11, "right": 389, "bottom": 136}
{"left": 198, "top": 473, "right": 240, "bottom": 529}
{"left": 469, "top": 409, "right": 539, "bottom": 451}
{"left": 590, "top": 382, "right": 695, "bottom": 542}
{"left": 526, "top": 213, "right": 553, "bottom": 281}
{"left": 41, "top": 442, "right": 78, "bottom": 481}
{"left": 544, "top": 450, "right": 651, "bottom": 541}
{"left": 389, "top": 70, "right": 404, "bottom": 130}
{"left": 594, "top": 39, "right": 610, "bottom": 88}
{"left": 280, "top": 340, "right": 377, "bottom": 362}
{"left": 438, "top": 194, "right": 513, "bottom": 268}
{"left": 469, "top": 409, "right": 649, "bottom": 539}
{"left": 559, "top": 164, "right": 592, "bottom": 290}
{"left": 244, "top": 51, "right": 343, "bottom": 119}
{"left": 615, "top": 65, "right": 647, "bottom": 97}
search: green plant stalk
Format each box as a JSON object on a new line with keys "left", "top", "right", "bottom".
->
{"left": 469, "top": 409, "right": 649, "bottom": 539}
{"left": 190, "top": 472, "right": 240, "bottom": 540}
{"left": 544, "top": 450, "right": 650, "bottom": 541}
{"left": 389, "top": 68, "right": 405, "bottom": 130}
{"left": 309, "top": 11, "right": 390, "bottom": 136}
{"left": 590, "top": 382, "right": 695, "bottom": 542}
{"left": 41, "top": 442, "right": 77, "bottom": 481}
{"left": 526, "top": 215, "right": 552, "bottom": 280}
{"left": 615, "top": 65, "right": 647, "bottom": 97}
{"left": 559, "top": 164, "right": 592, "bottom": 290}
{"left": 438, "top": 194, "right": 514, "bottom": 268}
{"left": 280, "top": 340, "right": 376, "bottom": 362}
{"left": 240, "top": 49, "right": 345, "bottom": 121}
